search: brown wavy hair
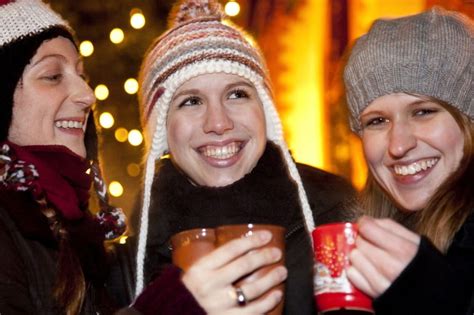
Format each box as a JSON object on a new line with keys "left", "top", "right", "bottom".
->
{"left": 359, "top": 97, "right": 474, "bottom": 252}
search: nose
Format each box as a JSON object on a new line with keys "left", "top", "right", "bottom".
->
{"left": 71, "top": 76, "right": 96, "bottom": 109}
{"left": 387, "top": 121, "right": 417, "bottom": 158}
{"left": 202, "top": 102, "right": 234, "bottom": 135}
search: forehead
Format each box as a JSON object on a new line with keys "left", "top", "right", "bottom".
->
{"left": 363, "top": 93, "right": 425, "bottom": 113}
{"left": 30, "top": 36, "right": 80, "bottom": 65}
{"left": 175, "top": 73, "right": 254, "bottom": 92}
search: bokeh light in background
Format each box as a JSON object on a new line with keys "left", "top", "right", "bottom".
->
{"left": 124, "top": 78, "right": 139, "bottom": 94}
{"left": 110, "top": 28, "right": 125, "bottom": 44}
{"left": 109, "top": 181, "right": 124, "bottom": 197}
{"left": 127, "top": 163, "right": 141, "bottom": 177}
{"left": 128, "top": 129, "right": 143, "bottom": 146}
{"left": 79, "top": 40, "right": 94, "bottom": 57}
{"left": 115, "top": 127, "right": 129, "bottom": 143}
{"left": 130, "top": 9, "right": 146, "bottom": 29}
{"left": 99, "top": 112, "right": 115, "bottom": 129}
{"left": 224, "top": 1, "right": 240, "bottom": 17}
{"left": 94, "top": 84, "right": 109, "bottom": 101}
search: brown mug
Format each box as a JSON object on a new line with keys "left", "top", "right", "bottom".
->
{"left": 170, "top": 228, "right": 216, "bottom": 271}
{"left": 216, "top": 224, "right": 286, "bottom": 315}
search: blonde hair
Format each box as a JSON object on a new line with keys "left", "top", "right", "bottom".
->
{"left": 360, "top": 99, "right": 474, "bottom": 252}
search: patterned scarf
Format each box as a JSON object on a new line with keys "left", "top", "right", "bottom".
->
{"left": 0, "top": 141, "right": 126, "bottom": 239}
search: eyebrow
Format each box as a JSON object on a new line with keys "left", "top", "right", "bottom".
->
{"left": 172, "top": 80, "right": 254, "bottom": 102}
{"left": 32, "top": 54, "right": 83, "bottom": 68}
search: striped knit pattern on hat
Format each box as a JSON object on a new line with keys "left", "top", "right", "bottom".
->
{"left": 135, "top": 0, "right": 315, "bottom": 296}
{"left": 0, "top": 0, "right": 70, "bottom": 46}
{"left": 344, "top": 6, "right": 473, "bottom": 133}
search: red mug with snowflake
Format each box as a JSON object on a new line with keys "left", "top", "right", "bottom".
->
{"left": 312, "top": 222, "right": 373, "bottom": 313}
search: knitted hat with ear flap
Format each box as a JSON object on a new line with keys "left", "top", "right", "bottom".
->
{"left": 135, "top": 0, "right": 315, "bottom": 295}
{"left": 0, "top": 0, "right": 126, "bottom": 239}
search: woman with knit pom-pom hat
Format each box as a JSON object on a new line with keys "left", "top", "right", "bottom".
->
{"left": 343, "top": 7, "right": 474, "bottom": 315}
{"left": 129, "top": 0, "right": 357, "bottom": 314}
{"left": 0, "top": 0, "right": 126, "bottom": 314}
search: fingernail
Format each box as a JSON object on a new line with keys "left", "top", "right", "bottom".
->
{"left": 276, "top": 266, "right": 287, "bottom": 280}
{"left": 272, "top": 290, "right": 283, "bottom": 302}
{"left": 257, "top": 230, "right": 272, "bottom": 243}
{"left": 271, "top": 248, "right": 282, "bottom": 261}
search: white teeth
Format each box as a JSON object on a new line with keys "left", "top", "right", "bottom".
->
{"left": 394, "top": 158, "right": 438, "bottom": 176}
{"left": 202, "top": 142, "right": 240, "bottom": 160}
{"left": 55, "top": 120, "right": 84, "bottom": 129}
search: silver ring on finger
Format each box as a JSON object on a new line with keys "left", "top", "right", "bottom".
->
{"left": 234, "top": 286, "right": 247, "bottom": 307}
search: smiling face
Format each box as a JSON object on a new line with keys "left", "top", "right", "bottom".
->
{"left": 166, "top": 73, "right": 267, "bottom": 187}
{"left": 8, "top": 36, "right": 95, "bottom": 158}
{"left": 360, "top": 93, "right": 465, "bottom": 211}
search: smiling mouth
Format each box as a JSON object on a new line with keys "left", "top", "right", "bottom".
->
{"left": 199, "top": 142, "right": 242, "bottom": 160}
{"left": 393, "top": 158, "right": 439, "bottom": 176}
{"left": 54, "top": 120, "right": 84, "bottom": 129}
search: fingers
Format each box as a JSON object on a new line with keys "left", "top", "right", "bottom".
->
{"left": 348, "top": 240, "right": 392, "bottom": 297}
{"left": 238, "top": 266, "right": 287, "bottom": 301}
{"left": 220, "top": 247, "right": 283, "bottom": 284}
{"left": 355, "top": 236, "right": 410, "bottom": 281}
{"left": 358, "top": 216, "right": 420, "bottom": 254}
{"left": 346, "top": 265, "right": 378, "bottom": 298}
{"left": 229, "top": 289, "right": 284, "bottom": 315}
{"left": 348, "top": 216, "right": 421, "bottom": 298}
{"left": 371, "top": 217, "right": 420, "bottom": 244}
{"left": 181, "top": 230, "right": 287, "bottom": 314}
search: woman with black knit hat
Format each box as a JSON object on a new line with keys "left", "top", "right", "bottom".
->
{"left": 343, "top": 7, "right": 474, "bottom": 315}
{"left": 128, "top": 0, "right": 357, "bottom": 314}
{"left": 0, "top": 0, "right": 126, "bottom": 314}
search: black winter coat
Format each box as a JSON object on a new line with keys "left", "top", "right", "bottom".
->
{"left": 373, "top": 211, "right": 474, "bottom": 315}
{"left": 0, "top": 191, "right": 115, "bottom": 315}
{"left": 129, "top": 149, "right": 358, "bottom": 315}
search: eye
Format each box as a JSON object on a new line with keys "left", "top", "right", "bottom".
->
{"left": 413, "top": 108, "right": 438, "bottom": 117}
{"left": 228, "top": 88, "right": 249, "bottom": 100}
{"left": 43, "top": 73, "right": 63, "bottom": 82}
{"left": 362, "top": 117, "right": 388, "bottom": 128}
{"left": 178, "top": 96, "right": 202, "bottom": 108}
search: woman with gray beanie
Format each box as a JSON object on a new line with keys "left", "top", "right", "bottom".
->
{"left": 344, "top": 6, "right": 473, "bottom": 315}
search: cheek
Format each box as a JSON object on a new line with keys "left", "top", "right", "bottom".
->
{"left": 166, "top": 115, "right": 193, "bottom": 153}
{"left": 428, "top": 119, "right": 465, "bottom": 166}
{"left": 362, "top": 133, "right": 384, "bottom": 167}
{"left": 246, "top": 106, "right": 266, "bottom": 139}
{"left": 440, "top": 128, "right": 465, "bottom": 170}
{"left": 8, "top": 103, "right": 38, "bottom": 142}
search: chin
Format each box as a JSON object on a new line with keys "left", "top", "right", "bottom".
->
{"left": 206, "top": 175, "right": 241, "bottom": 187}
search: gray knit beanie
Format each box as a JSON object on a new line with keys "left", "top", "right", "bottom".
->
{"left": 344, "top": 6, "right": 473, "bottom": 133}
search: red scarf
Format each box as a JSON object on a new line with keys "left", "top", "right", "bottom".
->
{"left": 1, "top": 141, "right": 90, "bottom": 220}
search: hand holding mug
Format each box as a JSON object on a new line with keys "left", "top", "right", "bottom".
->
{"left": 180, "top": 230, "right": 287, "bottom": 314}
{"left": 347, "top": 216, "right": 420, "bottom": 298}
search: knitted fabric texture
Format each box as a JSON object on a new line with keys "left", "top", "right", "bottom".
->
{"left": 0, "top": 0, "right": 70, "bottom": 46}
{"left": 344, "top": 6, "right": 474, "bottom": 132}
{"left": 135, "top": 0, "right": 315, "bottom": 295}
